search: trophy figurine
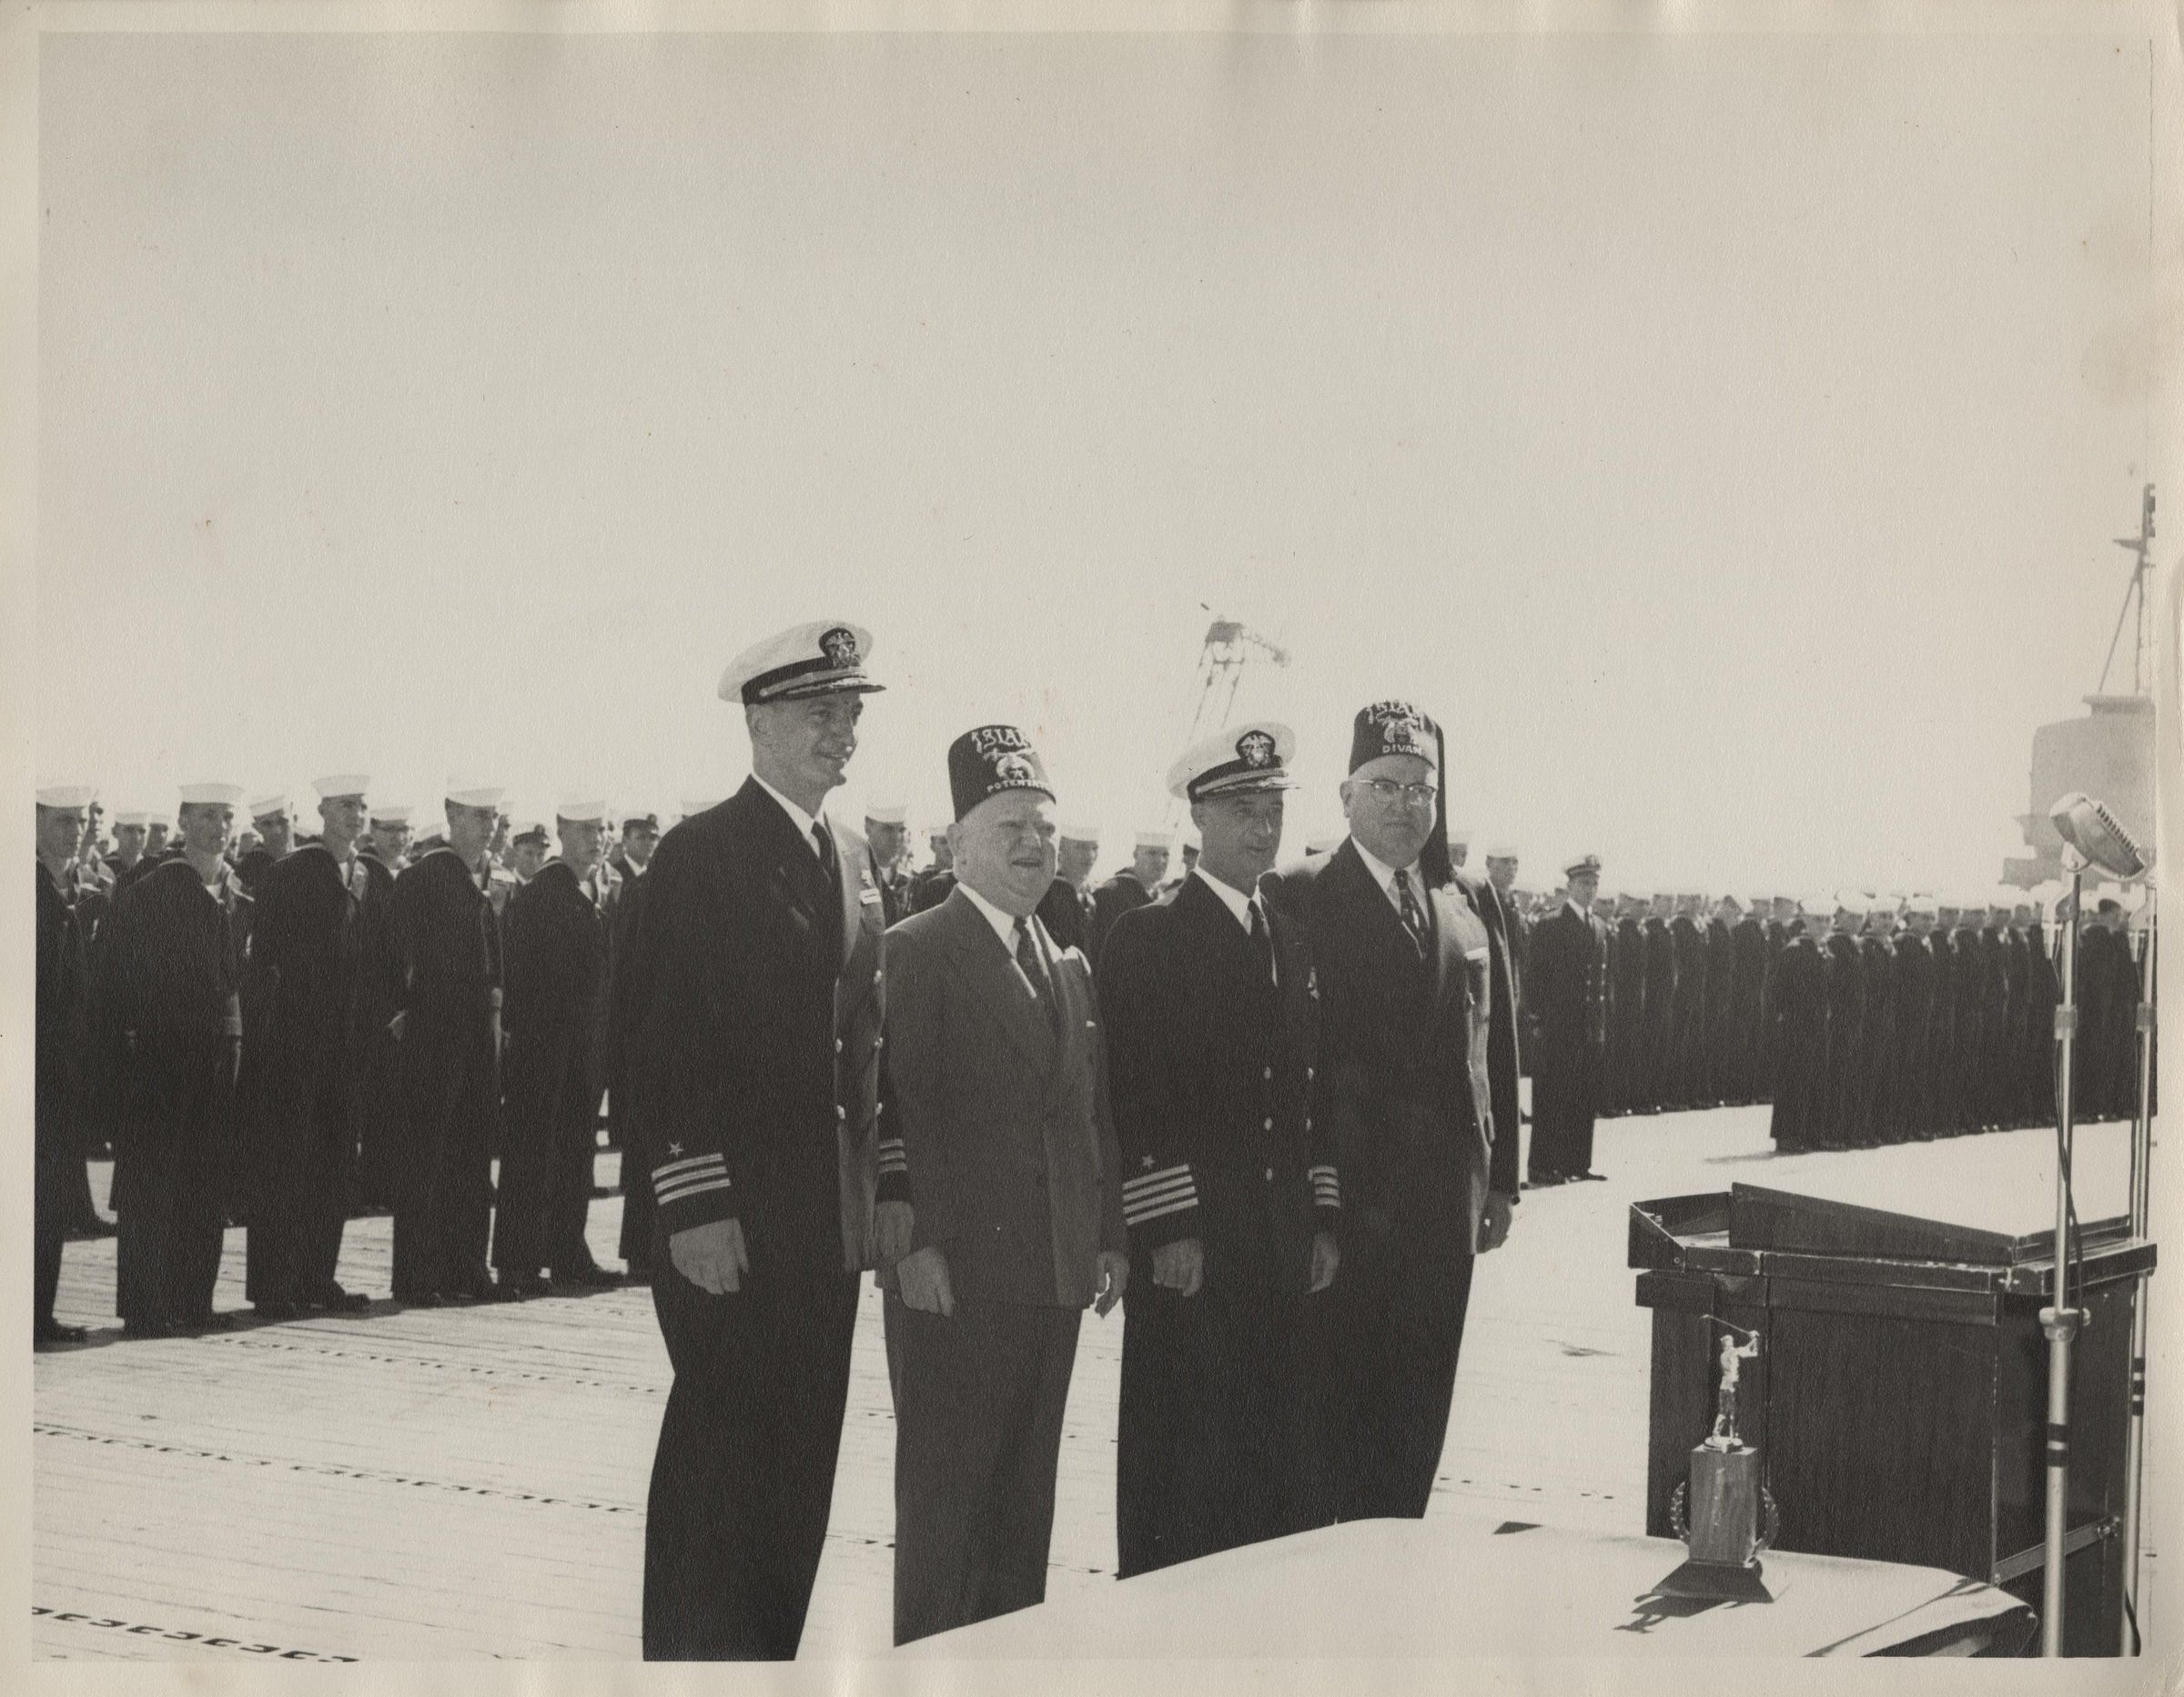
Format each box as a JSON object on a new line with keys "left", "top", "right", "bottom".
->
{"left": 1661, "top": 1319, "right": 1779, "bottom": 1601}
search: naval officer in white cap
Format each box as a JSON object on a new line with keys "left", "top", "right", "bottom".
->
{"left": 619, "top": 619, "right": 904, "bottom": 1660}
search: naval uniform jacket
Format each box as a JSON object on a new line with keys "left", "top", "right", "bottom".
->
{"left": 876, "top": 886, "right": 1126, "bottom": 1307}
{"left": 1099, "top": 871, "right": 1336, "bottom": 1262}
{"left": 1259, "top": 839, "right": 1506, "bottom": 1261}
{"left": 621, "top": 777, "right": 885, "bottom": 1273}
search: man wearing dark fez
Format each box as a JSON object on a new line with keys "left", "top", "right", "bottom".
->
{"left": 1525, "top": 854, "right": 1613, "bottom": 1185}
{"left": 389, "top": 781, "right": 511, "bottom": 1306}
{"left": 494, "top": 800, "right": 620, "bottom": 1297}
{"left": 1259, "top": 701, "right": 1514, "bottom": 1522}
{"left": 879, "top": 723, "right": 1128, "bottom": 1644}
{"left": 1103, "top": 722, "right": 1340, "bottom": 1578}
{"left": 35, "top": 784, "right": 97, "bottom": 1346}
{"left": 243, "top": 774, "right": 377, "bottom": 1318}
{"left": 96, "top": 782, "right": 254, "bottom": 1336}
{"left": 621, "top": 619, "right": 903, "bottom": 1661}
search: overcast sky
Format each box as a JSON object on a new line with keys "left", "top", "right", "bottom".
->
{"left": 33, "top": 26, "right": 2169, "bottom": 894}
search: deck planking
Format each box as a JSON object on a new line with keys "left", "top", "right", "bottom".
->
{"left": 32, "top": 1107, "right": 2150, "bottom": 1661}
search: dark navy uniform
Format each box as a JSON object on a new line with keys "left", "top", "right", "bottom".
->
{"left": 389, "top": 846, "right": 501, "bottom": 1301}
{"left": 493, "top": 858, "right": 612, "bottom": 1283}
{"left": 1104, "top": 871, "right": 1335, "bottom": 1577}
{"left": 1092, "top": 871, "right": 1157, "bottom": 958}
{"left": 36, "top": 862, "right": 91, "bottom": 1337}
{"left": 1526, "top": 896, "right": 1611, "bottom": 1182}
{"left": 622, "top": 778, "right": 885, "bottom": 1660}
{"left": 1767, "top": 924, "right": 1826, "bottom": 1152}
{"left": 96, "top": 858, "right": 252, "bottom": 1332}
{"left": 242, "top": 843, "right": 367, "bottom": 1310}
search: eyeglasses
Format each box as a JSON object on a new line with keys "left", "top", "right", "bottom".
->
{"left": 1360, "top": 778, "right": 1440, "bottom": 808}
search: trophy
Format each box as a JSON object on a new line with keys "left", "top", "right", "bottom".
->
{"left": 1660, "top": 1319, "right": 1778, "bottom": 1602}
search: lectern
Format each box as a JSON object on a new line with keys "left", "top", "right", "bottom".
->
{"left": 1632, "top": 1185, "right": 2154, "bottom": 1655}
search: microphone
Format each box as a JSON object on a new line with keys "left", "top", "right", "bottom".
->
{"left": 2049, "top": 792, "right": 2148, "bottom": 880}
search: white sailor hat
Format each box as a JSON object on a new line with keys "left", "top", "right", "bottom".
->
{"left": 1305, "top": 833, "right": 1342, "bottom": 856}
{"left": 312, "top": 773, "right": 371, "bottom": 802}
{"left": 369, "top": 803, "right": 413, "bottom": 825}
{"left": 1167, "top": 720, "right": 1298, "bottom": 803}
{"left": 1622, "top": 886, "right": 1650, "bottom": 903}
{"left": 719, "top": 620, "right": 882, "bottom": 706}
{"left": 248, "top": 792, "right": 290, "bottom": 820}
{"left": 1904, "top": 893, "right": 1939, "bottom": 917}
{"left": 1447, "top": 822, "right": 1473, "bottom": 846}
{"left": 1484, "top": 842, "right": 1520, "bottom": 862}
{"left": 113, "top": 809, "right": 149, "bottom": 828}
{"left": 1831, "top": 892, "right": 1866, "bottom": 918}
{"left": 1135, "top": 828, "right": 1176, "bottom": 853}
{"left": 446, "top": 780, "right": 506, "bottom": 810}
{"left": 178, "top": 782, "right": 243, "bottom": 807}
{"left": 679, "top": 799, "right": 719, "bottom": 820}
{"left": 864, "top": 802, "right": 908, "bottom": 825}
{"left": 1060, "top": 821, "right": 1102, "bottom": 843}
{"left": 36, "top": 783, "right": 96, "bottom": 810}
{"left": 555, "top": 798, "right": 609, "bottom": 824}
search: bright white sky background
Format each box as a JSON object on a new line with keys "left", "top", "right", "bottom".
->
{"left": 32, "top": 25, "right": 2173, "bottom": 894}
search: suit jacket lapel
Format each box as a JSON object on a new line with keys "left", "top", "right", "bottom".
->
{"left": 941, "top": 888, "right": 1056, "bottom": 1070}
{"left": 836, "top": 820, "right": 869, "bottom": 975}
{"left": 1328, "top": 839, "right": 1419, "bottom": 973}
{"left": 1428, "top": 882, "right": 1464, "bottom": 1008}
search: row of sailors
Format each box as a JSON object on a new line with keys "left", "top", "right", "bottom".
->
{"left": 33, "top": 778, "right": 663, "bottom": 1349}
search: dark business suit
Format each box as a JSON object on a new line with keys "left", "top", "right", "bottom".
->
{"left": 1261, "top": 839, "right": 1505, "bottom": 1522}
{"left": 1527, "top": 900, "right": 1611, "bottom": 1181}
{"left": 621, "top": 779, "right": 885, "bottom": 1661}
{"left": 1102, "top": 873, "right": 1335, "bottom": 1578}
{"left": 877, "top": 886, "right": 1126, "bottom": 1644}
{"left": 493, "top": 859, "right": 612, "bottom": 1280}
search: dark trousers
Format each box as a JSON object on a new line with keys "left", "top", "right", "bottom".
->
{"left": 643, "top": 1241, "right": 860, "bottom": 1660}
{"left": 1529, "top": 1034, "right": 1600, "bottom": 1178}
{"left": 35, "top": 1151, "right": 71, "bottom": 1328}
{"left": 1117, "top": 1218, "right": 1314, "bottom": 1578}
{"left": 884, "top": 1291, "right": 1081, "bottom": 1646}
{"left": 491, "top": 1029, "right": 600, "bottom": 1277}
{"left": 392, "top": 1000, "right": 496, "bottom": 1299}
{"left": 114, "top": 1033, "right": 232, "bottom": 1326}
{"left": 1304, "top": 1237, "right": 1474, "bottom": 1520}
{"left": 353, "top": 1025, "right": 406, "bottom": 1209}
{"left": 246, "top": 1068, "right": 353, "bottom": 1305}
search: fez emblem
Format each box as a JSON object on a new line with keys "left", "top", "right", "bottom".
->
{"left": 994, "top": 752, "right": 1037, "bottom": 784}
{"left": 1236, "top": 729, "right": 1277, "bottom": 769}
{"left": 971, "top": 724, "right": 1031, "bottom": 756}
{"left": 820, "top": 626, "right": 860, "bottom": 666}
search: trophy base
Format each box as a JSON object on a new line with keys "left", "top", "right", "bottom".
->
{"left": 1649, "top": 1557, "right": 1774, "bottom": 1605}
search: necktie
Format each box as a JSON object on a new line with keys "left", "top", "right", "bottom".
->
{"left": 1249, "top": 898, "right": 1276, "bottom": 985}
{"left": 1394, "top": 868, "right": 1430, "bottom": 959}
{"left": 812, "top": 821, "right": 838, "bottom": 886}
{"left": 1015, "top": 917, "right": 1060, "bottom": 1035}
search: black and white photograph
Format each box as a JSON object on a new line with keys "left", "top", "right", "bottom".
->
{"left": 5, "top": 0, "right": 2181, "bottom": 1682}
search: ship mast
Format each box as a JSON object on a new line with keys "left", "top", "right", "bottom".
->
{"left": 2097, "top": 482, "right": 2157, "bottom": 696}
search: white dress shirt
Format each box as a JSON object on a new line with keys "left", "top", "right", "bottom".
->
{"left": 752, "top": 773, "right": 834, "bottom": 862}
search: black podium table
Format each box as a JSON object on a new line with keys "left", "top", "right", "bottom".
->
{"left": 1632, "top": 1184, "right": 2154, "bottom": 1655}
{"left": 896, "top": 1513, "right": 2034, "bottom": 1658}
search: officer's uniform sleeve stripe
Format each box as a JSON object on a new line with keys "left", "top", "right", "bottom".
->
{"left": 1123, "top": 1163, "right": 1192, "bottom": 1199}
{"left": 1127, "top": 1196, "right": 1200, "bottom": 1227}
{"left": 656, "top": 1176, "right": 733, "bottom": 1207}
{"left": 652, "top": 1155, "right": 722, "bottom": 1181}
{"left": 1309, "top": 1164, "right": 1340, "bottom": 1208}
{"left": 877, "top": 1136, "right": 908, "bottom": 1175}
{"left": 1124, "top": 1176, "right": 1196, "bottom": 1208}
{"left": 1124, "top": 1178, "right": 1199, "bottom": 1226}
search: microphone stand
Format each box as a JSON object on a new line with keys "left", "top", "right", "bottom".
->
{"left": 2120, "top": 897, "right": 2157, "bottom": 1653}
{"left": 2039, "top": 855, "right": 2088, "bottom": 1658}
